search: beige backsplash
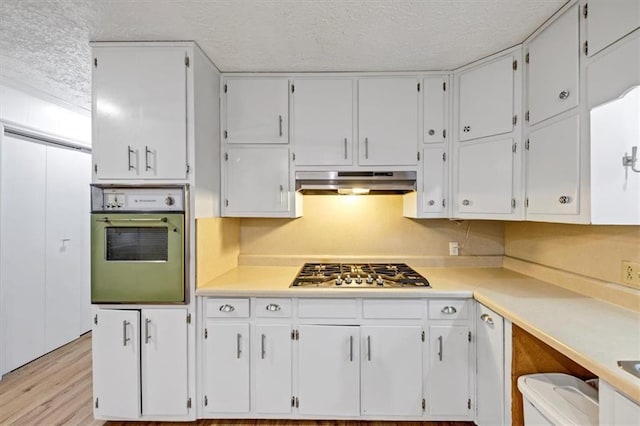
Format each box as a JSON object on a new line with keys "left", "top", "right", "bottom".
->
{"left": 196, "top": 217, "right": 240, "bottom": 286}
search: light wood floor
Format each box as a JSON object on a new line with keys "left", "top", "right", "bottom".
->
{"left": 0, "top": 333, "right": 472, "bottom": 426}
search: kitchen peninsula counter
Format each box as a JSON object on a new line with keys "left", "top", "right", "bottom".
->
{"left": 197, "top": 264, "right": 640, "bottom": 403}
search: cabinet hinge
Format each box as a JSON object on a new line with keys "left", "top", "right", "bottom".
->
{"left": 442, "top": 152, "right": 446, "bottom": 162}
{"left": 583, "top": 40, "right": 589, "bottom": 55}
{"left": 512, "top": 142, "right": 517, "bottom": 153}
{"left": 583, "top": 3, "right": 588, "bottom": 19}
{"left": 296, "top": 330, "right": 299, "bottom": 340}
{"left": 417, "top": 151, "right": 420, "bottom": 161}
{"left": 185, "top": 56, "right": 190, "bottom": 67}
{"left": 512, "top": 198, "right": 516, "bottom": 209}
{"left": 513, "top": 115, "right": 518, "bottom": 126}
{"left": 186, "top": 164, "right": 190, "bottom": 174}
{"left": 443, "top": 129, "right": 446, "bottom": 138}
{"left": 422, "top": 398, "right": 426, "bottom": 411}
{"left": 291, "top": 84, "right": 295, "bottom": 93}
{"left": 526, "top": 198, "right": 529, "bottom": 208}
{"left": 468, "top": 398, "right": 472, "bottom": 410}
{"left": 204, "top": 395, "right": 208, "bottom": 407}
{"left": 442, "top": 199, "right": 446, "bottom": 208}
{"left": 295, "top": 397, "right": 299, "bottom": 408}
{"left": 468, "top": 331, "right": 472, "bottom": 342}
{"left": 291, "top": 396, "right": 296, "bottom": 407}
{"left": 443, "top": 81, "right": 446, "bottom": 91}
{"left": 224, "top": 130, "right": 228, "bottom": 139}
{"left": 421, "top": 330, "right": 425, "bottom": 342}
{"left": 513, "top": 60, "right": 518, "bottom": 71}
{"left": 225, "top": 199, "right": 229, "bottom": 207}
{"left": 93, "top": 314, "right": 98, "bottom": 325}
{"left": 525, "top": 111, "right": 530, "bottom": 122}
{"left": 94, "top": 164, "right": 98, "bottom": 174}
{"left": 94, "top": 58, "right": 97, "bottom": 68}
{"left": 291, "top": 329, "right": 300, "bottom": 340}
{"left": 525, "top": 139, "right": 530, "bottom": 150}
{"left": 95, "top": 397, "right": 99, "bottom": 408}
{"left": 186, "top": 313, "right": 191, "bottom": 324}
{"left": 224, "top": 152, "right": 229, "bottom": 161}
{"left": 224, "top": 84, "right": 227, "bottom": 93}
{"left": 187, "top": 397, "right": 192, "bottom": 409}
{"left": 204, "top": 328, "right": 208, "bottom": 339}
{"left": 417, "top": 82, "right": 421, "bottom": 92}
{"left": 525, "top": 52, "right": 530, "bottom": 64}
{"left": 292, "top": 153, "right": 296, "bottom": 161}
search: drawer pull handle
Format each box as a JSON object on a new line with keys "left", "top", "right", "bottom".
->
{"left": 441, "top": 306, "right": 457, "bottom": 315}
{"left": 219, "top": 304, "right": 235, "bottom": 312}
{"left": 265, "top": 303, "right": 281, "bottom": 312}
{"left": 481, "top": 313, "right": 494, "bottom": 325}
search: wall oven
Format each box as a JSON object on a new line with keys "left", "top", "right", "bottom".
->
{"left": 90, "top": 185, "right": 187, "bottom": 303}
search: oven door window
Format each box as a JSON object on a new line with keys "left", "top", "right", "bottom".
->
{"left": 105, "top": 227, "right": 168, "bottom": 261}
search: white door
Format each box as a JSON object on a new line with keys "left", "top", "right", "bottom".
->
{"left": 225, "top": 78, "right": 289, "bottom": 143}
{"left": 527, "top": 4, "right": 579, "bottom": 125}
{"left": 292, "top": 78, "right": 353, "bottom": 165}
{"left": 358, "top": 77, "right": 419, "bottom": 165}
{"left": 423, "top": 147, "right": 447, "bottom": 214}
{"left": 254, "top": 324, "right": 292, "bottom": 414}
{"left": 428, "top": 325, "right": 471, "bottom": 416}
{"left": 204, "top": 321, "right": 250, "bottom": 413}
{"left": 458, "top": 55, "right": 514, "bottom": 141}
{"left": 476, "top": 304, "right": 505, "bottom": 426}
{"left": 527, "top": 115, "right": 580, "bottom": 215}
{"left": 224, "top": 147, "right": 290, "bottom": 215}
{"left": 93, "top": 309, "right": 141, "bottom": 419}
{"left": 44, "top": 146, "right": 87, "bottom": 352}
{"left": 457, "top": 138, "right": 514, "bottom": 214}
{"left": 297, "top": 325, "right": 360, "bottom": 416}
{"left": 423, "top": 76, "right": 447, "bottom": 143}
{"left": 0, "top": 135, "right": 46, "bottom": 374}
{"left": 361, "top": 326, "right": 423, "bottom": 416}
{"left": 92, "top": 46, "right": 187, "bottom": 179}
{"left": 141, "top": 309, "right": 188, "bottom": 416}
{"left": 587, "top": 0, "right": 640, "bottom": 57}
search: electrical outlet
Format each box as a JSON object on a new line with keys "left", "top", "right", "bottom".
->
{"left": 449, "top": 242, "right": 459, "bottom": 256}
{"left": 621, "top": 260, "right": 640, "bottom": 288}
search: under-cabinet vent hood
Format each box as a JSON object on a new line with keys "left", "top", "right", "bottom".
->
{"left": 295, "top": 171, "right": 417, "bottom": 195}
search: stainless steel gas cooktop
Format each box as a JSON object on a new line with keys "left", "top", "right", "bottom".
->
{"left": 290, "top": 263, "right": 431, "bottom": 288}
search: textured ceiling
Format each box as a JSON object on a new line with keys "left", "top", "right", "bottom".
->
{"left": 0, "top": 0, "right": 566, "bottom": 110}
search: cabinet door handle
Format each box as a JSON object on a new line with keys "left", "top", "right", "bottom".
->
{"left": 480, "top": 313, "right": 494, "bottom": 325}
{"left": 122, "top": 320, "right": 130, "bottom": 346}
{"left": 344, "top": 138, "right": 348, "bottom": 159}
{"left": 144, "top": 318, "right": 151, "bottom": 343}
{"left": 236, "top": 333, "right": 242, "bottom": 359}
{"left": 265, "top": 303, "right": 281, "bottom": 312}
{"left": 365, "top": 137, "right": 369, "bottom": 159}
{"left": 349, "top": 335, "right": 353, "bottom": 362}
{"left": 441, "top": 306, "right": 457, "bottom": 315}
{"left": 367, "top": 335, "right": 372, "bottom": 361}
{"left": 261, "top": 334, "right": 266, "bottom": 359}
{"left": 462, "top": 199, "right": 470, "bottom": 206}
{"left": 437, "top": 335, "right": 443, "bottom": 361}
{"left": 428, "top": 200, "right": 435, "bottom": 206}
{"left": 127, "top": 146, "right": 135, "bottom": 171}
{"left": 219, "top": 304, "right": 235, "bottom": 312}
{"left": 144, "top": 146, "right": 152, "bottom": 171}
{"left": 558, "top": 195, "right": 571, "bottom": 204}
{"left": 558, "top": 90, "right": 570, "bottom": 100}
{"left": 279, "top": 115, "right": 283, "bottom": 137}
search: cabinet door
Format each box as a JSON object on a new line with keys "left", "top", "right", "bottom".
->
{"left": 254, "top": 324, "right": 292, "bottom": 414}
{"left": 92, "top": 47, "right": 187, "bottom": 179}
{"left": 476, "top": 304, "right": 505, "bottom": 426}
{"left": 141, "top": 309, "right": 188, "bottom": 416}
{"left": 458, "top": 55, "right": 514, "bottom": 141}
{"left": 44, "top": 146, "right": 87, "bottom": 352}
{"left": 587, "top": 0, "right": 640, "bottom": 57}
{"left": 0, "top": 135, "right": 46, "bottom": 374}
{"left": 93, "top": 309, "right": 141, "bottom": 419}
{"left": 297, "top": 325, "right": 359, "bottom": 416}
{"left": 204, "top": 322, "right": 250, "bottom": 413}
{"left": 424, "top": 76, "right": 447, "bottom": 143}
{"left": 457, "top": 138, "right": 514, "bottom": 214}
{"left": 358, "top": 78, "right": 419, "bottom": 165}
{"left": 224, "top": 146, "right": 290, "bottom": 215}
{"left": 361, "top": 326, "right": 423, "bottom": 416}
{"left": 428, "top": 325, "right": 471, "bottom": 416}
{"left": 225, "top": 78, "right": 289, "bottom": 143}
{"left": 423, "top": 147, "right": 447, "bottom": 214}
{"left": 293, "top": 78, "right": 353, "bottom": 165}
{"left": 527, "top": 115, "right": 580, "bottom": 215}
{"left": 528, "top": 4, "right": 579, "bottom": 125}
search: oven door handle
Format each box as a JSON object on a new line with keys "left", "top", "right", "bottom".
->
{"left": 95, "top": 217, "right": 169, "bottom": 223}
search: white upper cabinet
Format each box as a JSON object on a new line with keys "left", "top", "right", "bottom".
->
{"left": 292, "top": 78, "right": 354, "bottom": 165}
{"left": 423, "top": 76, "right": 448, "bottom": 143}
{"left": 586, "top": 0, "right": 640, "bottom": 57}
{"left": 458, "top": 55, "right": 515, "bottom": 142}
{"left": 224, "top": 78, "right": 289, "bottom": 144}
{"left": 527, "top": 4, "right": 580, "bottom": 126}
{"left": 422, "top": 146, "right": 447, "bottom": 215}
{"left": 358, "top": 77, "right": 419, "bottom": 166}
{"left": 92, "top": 46, "right": 188, "bottom": 180}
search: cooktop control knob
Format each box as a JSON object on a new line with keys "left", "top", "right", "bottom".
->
{"left": 335, "top": 277, "right": 343, "bottom": 286}
{"left": 376, "top": 276, "right": 384, "bottom": 286}
{"left": 345, "top": 274, "right": 352, "bottom": 284}
{"left": 355, "top": 275, "right": 362, "bottom": 284}
{"left": 366, "top": 275, "right": 374, "bottom": 284}
{"left": 165, "top": 196, "right": 175, "bottom": 206}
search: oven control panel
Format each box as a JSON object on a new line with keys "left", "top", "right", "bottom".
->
{"left": 91, "top": 185, "right": 185, "bottom": 212}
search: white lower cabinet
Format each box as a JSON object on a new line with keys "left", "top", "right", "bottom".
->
{"left": 600, "top": 380, "right": 640, "bottom": 425}
{"left": 92, "top": 307, "right": 189, "bottom": 419}
{"left": 254, "top": 324, "right": 292, "bottom": 414}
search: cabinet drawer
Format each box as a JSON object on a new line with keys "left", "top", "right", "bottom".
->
{"left": 428, "top": 299, "right": 469, "bottom": 320}
{"left": 255, "top": 298, "right": 292, "bottom": 318}
{"left": 363, "top": 299, "right": 425, "bottom": 319}
{"left": 298, "top": 299, "right": 358, "bottom": 318}
{"left": 206, "top": 298, "right": 250, "bottom": 318}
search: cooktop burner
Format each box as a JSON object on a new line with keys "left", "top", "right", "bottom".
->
{"left": 290, "top": 263, "right": 431, "bottom": 288}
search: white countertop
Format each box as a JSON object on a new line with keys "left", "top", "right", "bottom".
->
{"left": 197, "top": 265, "right": 640, "bottom": 402}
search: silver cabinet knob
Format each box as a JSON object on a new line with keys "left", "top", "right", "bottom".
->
{"left": 462, "top": 199, "right": 470, "bottom": 206}
{"left": 265, "top": 303, "right": 281, "bottom": 312}
{"left": 559, "top": 90, "right": 570, "bottom": 100}
{"left": 219, "top": 304, "right": 235, "bottom": 312}
{"left": 441, "top": 306, "right": 457, "bottom": 315}
{"left": 428, "top": 129, "right": 435, "bottom": 136}
{"left": 463, "top": 126, "right": 471, "bottom": 133}
{"left": 558, "top": 195, "right": 571, "bottom": 204}
{"left": 480, "top": 313, "right": 494, "bottom": 325}
{"left": 428, "top": 200, "right": 435, "bottom": 206}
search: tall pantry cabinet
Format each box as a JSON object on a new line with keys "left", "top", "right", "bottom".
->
{"left": 90, "top": 41, "right": 220, "bottom": 421}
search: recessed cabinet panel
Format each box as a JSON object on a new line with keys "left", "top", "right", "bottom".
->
{"left": 458, "top": 138, "right": 514, "bottom": 214}
{"left": 254, "top": 324, "right": 292, "bottom": 414}
{"left": 293, "top": 78, "right": 353, "bottom": 165}
{"left": 358, "top": 78, "right": 419, "bottom": 165}
{"left": 587, "top": 0, "right": 640, "bottom": 57}
{"left": 422, "top": 147, "right": 446, "bottom": 214}
{"left": 527, "top": 115, "right": 580, "bottom": 215}
{"left": 528, "top": 4, "right": 579, "bottom": 125}
{"left": 424, "top": 76, "right": 447, "bottom": 143}
{"left": 458, "top": 55, "right": 514, "bottom": 141}
{"left": 225, "top": 78, "right": 289, "bottom": 144}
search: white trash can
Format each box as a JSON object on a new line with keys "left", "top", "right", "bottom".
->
{"left": 517, "top": 373, "right": 599, "bottom": 425}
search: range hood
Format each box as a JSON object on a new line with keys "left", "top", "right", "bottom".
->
{"left": 296, "top": 171, "right": 417, "bottom": 195}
